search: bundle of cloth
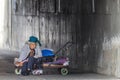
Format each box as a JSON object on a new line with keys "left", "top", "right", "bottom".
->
{"left": 45, "top": 57, "right": 69, "bottom": 66}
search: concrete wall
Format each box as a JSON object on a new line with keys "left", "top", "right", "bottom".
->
{"left": 81, "top": 0, "right": 120, "bottom": 77}
{"left": 10, "top": 0, "right": 83, "bottom": 70}
{"left": 1, "top": 0, "right": 120, "bottom": 77}
{"left": 0, "top": 0, "right": 10, "bottom": 49}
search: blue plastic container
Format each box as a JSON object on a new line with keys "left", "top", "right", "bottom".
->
{"left": 41, "top": 49, "right": 55, "bottom": 57}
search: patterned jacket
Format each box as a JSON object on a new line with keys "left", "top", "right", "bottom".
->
{"left": 18, "top": 43, "right": 42, "bottom": 62}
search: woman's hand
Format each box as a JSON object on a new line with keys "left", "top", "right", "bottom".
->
{"left": 15, "top": 62, "right": 23, "bottom": 67}
{"left": 15, "top": 59, "right": 28, "bottom": 67}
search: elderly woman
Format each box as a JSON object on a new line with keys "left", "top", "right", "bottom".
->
{"left": 18, "top": 36, "right": 43, "bottom": 76}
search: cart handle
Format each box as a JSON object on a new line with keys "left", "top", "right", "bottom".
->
{"left": 55, "top": 41, "right": 74, "bottom": 55}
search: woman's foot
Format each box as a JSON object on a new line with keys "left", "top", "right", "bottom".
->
{"left": 27, "top": 68, "right": 32, "bottom": 75}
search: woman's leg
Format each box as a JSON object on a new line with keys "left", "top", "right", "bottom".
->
{"left": 36, "top": 57, "right": 43, "bottom": 70}
{"left": 27, "top": 57, "right": 35, "bottom": 71}
{"left": 21, "top": 62, "right": 28, "bottom": 76}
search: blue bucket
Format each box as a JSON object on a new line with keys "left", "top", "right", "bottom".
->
{"left": 41, "top": 49, "right": 55, "bottom": 57}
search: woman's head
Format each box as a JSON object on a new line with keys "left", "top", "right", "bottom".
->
{"left": 29, "top": 42, "right": 36, "bottom": 49}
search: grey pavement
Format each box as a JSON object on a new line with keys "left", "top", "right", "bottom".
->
{"left": 0, "top": 73, "right": 118, "bottom": 80}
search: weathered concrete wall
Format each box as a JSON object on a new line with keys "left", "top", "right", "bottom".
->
{"left": 81, "top": 0, "right": 120, "bottom": 77}
{"left": 3, "top": 0, "right": 120, "bottom": 77}
{"left": 10, "top": 0, "right": 83, "bottom": 70}
{"left": 0, "top": 0, "right": 10, "bottom": 49}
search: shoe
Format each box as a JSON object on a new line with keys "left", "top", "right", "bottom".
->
{"left": 39, "top": 70, "right": 43, "bottom": 74}
{"left": 27, "top": 69, "right": 32, "bottom": 75}
{"left": 21, "top": 71, "right": 29, "bottom": 76}
{"left": 32, "top": 69, "right": 43, "bottom": 75}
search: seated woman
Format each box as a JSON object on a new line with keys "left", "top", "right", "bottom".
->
{"left": 17, "top": 36, "right": 43, "bottom": 76}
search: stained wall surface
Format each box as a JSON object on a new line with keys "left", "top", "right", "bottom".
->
{"left": 1, "top": 0, "right": 120, "bottom": 77}
{"left": 81, "top": 0, "right": 120, "bottom": 77}
{"left": 10, "top": 0, "right": 82, "bottom": 70}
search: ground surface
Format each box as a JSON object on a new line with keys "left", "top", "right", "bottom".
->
{"left": 0, "top": 73, "right": 118, "bottom": 80}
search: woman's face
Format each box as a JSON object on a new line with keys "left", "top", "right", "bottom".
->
{"left": 29, "top": 43, "right": 36, "bottom": 49}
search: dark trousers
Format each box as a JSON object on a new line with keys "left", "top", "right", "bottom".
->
{"left": 21, "top": 57, "right": 43, "bottom": 75}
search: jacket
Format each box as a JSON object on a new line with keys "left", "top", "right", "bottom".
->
{"left": 18, "top": 43, "right": 42, "bottom": 62}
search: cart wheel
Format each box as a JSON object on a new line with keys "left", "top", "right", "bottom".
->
{"left": 61, "top": 68, "right": 68, "bottom": 75}
{"left": 15, "top": 68, "right": 21, "bottom": 75}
